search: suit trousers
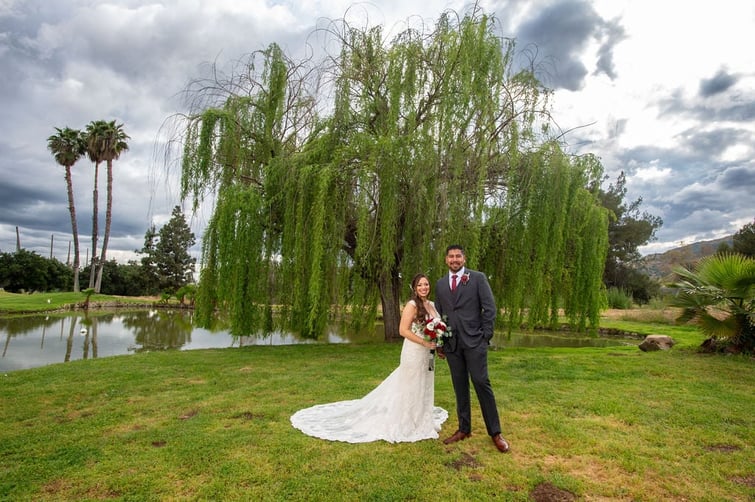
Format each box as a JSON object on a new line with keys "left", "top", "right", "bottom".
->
{"left": 445, "top": 338, "right": 501, "bottom": 437}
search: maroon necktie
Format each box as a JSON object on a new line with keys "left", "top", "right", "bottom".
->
{"left": 451, "top": 274, "right": 458, "bottom": 292}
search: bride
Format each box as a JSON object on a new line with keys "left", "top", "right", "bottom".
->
{"left": 290, "top": 273, "right": 448, "bottom": 443}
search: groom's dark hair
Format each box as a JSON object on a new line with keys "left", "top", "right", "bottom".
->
{"left": 446, "top": 244, "right": 465, "bottom": 255}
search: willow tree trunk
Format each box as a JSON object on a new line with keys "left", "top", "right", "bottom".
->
{"left": 378, "top": 270, "right": 402, "bottom": 342}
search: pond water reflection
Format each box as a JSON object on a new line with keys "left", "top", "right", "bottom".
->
{"left": 0, "top": 310, "right": 634, "bottom": 372}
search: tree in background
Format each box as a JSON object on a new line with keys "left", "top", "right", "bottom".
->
{"left": 83, "top": 120, "right": 108, "bottom": 290}
{"left": 47, "top": 126, "right": 86, "bottom": 292}
{"left": 92, "top": 121, "right": 129, "bottom": 293}
{"left": 83, "top": 120, "right": 130, "bottom": 293}
{"left": 670, "top": 253, "right": 755, "bottom": 353}
{"left": 597, "top": 171, "right": 662, "bottom": 304}
{"left": 137, "top": 225, "right": 161, "bottom": 294}
{"left": 0, "top": 250, "right": 72, "bottom": 292}
{"left": 732, "top": 219, "right": 755, "bottom": 257}
{"left": 140, "top": 206, "right": 196, "bottom": 293}
{"left": 80, "top": 259, "right": 150, "bottom": 296}
{"left": 716, "top": 240, "right": 733, "bottom": 255}
{"left": 176, "top": 11, "right": 608, "bottom": 338}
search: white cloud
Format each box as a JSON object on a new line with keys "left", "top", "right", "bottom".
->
{"left": 631, "top": 163, "right": 672, "bottom": 182}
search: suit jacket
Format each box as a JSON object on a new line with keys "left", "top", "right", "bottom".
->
{"left": 435, "top": 269, "right": 497, "bottom": 352}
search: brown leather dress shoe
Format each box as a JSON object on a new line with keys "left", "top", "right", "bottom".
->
{"left": 443, "top": 430, "right": 471, "bottom": 445}
{"left": 492, "top": 433, "right": 510, "bottom": 453}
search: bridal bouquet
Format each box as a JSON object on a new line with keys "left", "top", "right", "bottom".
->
{"left": 418, "top": 317, "right": 450, "bottom": 371}
{"left": 423, "top": 317, "right": 450, "bottom": 347}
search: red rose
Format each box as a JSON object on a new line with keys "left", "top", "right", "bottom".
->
{"left": 461, "top": 273, "right": 470, "bottom": 285}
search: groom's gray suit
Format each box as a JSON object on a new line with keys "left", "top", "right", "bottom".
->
{"left": 435, "top": 268, "right": 502, "bottom": 437}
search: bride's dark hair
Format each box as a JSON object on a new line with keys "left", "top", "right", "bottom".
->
{"left": 410, "top": 273, "right": 429, "bottom": 322}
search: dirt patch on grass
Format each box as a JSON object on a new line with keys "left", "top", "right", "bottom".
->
{"left": 447, "top": 451, "right": 480, "bottom": 470}
{"left": 530, "top": 482, "right": 576, "bottom": 501}
{"left": 178, "top": 409, "right": 198, "bottom": 420}
{"left": 41, "top": 477, "right": 70, "bottom": 496}
{"left": 233, "top": 411, "right": 259, "bottom": 421}
{"left": 730, "top": 474, "right": 755, "bottom": 488}
{"left": 706, "top": 444, "right": 741, "bottom": 453}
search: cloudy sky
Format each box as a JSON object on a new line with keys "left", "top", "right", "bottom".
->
{"left": 1, "top": 0, "right": 753, "bottom": 268}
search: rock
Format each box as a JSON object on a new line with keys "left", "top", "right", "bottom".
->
{"left": 639, "top": 335, "right": 675, "bottom": 351}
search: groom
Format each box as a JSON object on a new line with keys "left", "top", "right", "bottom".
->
{"left": 434, "top": 244, "right": 510, "bottom": 453}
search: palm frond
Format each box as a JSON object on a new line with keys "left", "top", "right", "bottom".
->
{"left": 668, "top": 254, "right": 755, "bottom": 349}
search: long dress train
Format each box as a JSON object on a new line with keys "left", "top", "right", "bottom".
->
{"left": 290, "top": 322, "right": 448, "bottom": 443}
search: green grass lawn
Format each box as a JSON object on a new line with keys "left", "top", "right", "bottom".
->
{"left": 0, "top": 290, "right": 169, "bottom": 315}
{"left": 1, "top": 335, "right": 753, "bottom": 501}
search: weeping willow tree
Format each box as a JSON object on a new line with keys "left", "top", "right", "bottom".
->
{"left": 175, "top": 9, "right": 608, "bottom": 340}
{"left": 480, "top": 148, "right": 608, "bottom": 332}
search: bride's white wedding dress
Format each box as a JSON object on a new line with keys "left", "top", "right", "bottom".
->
{"left": 290, "top": 304, "right": 448, "bottom": 443}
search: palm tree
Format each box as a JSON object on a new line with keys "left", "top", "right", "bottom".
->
{"left": 84, "top": 120, "right": 108, "bottom": 289}
{"left": 670, "top": 253, "right": 755, "bottom": 353}
{"left": 92, "top": 120, "right": 129, "bottom": 292}
{"left": 47, "top": 127, "right": 86, "bottom": 292}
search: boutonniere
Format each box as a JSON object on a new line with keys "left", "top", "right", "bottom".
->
{"left": 460, "top": 273, "right": 470, "bottom": 285}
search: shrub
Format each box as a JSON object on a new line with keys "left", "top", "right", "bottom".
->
{"left": 606, "top": 287, "right": 633, "bottom": 309}
{"left": 0, "top": 250, "right": 72, "bottom": 292}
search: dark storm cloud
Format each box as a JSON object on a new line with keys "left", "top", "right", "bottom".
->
{"left": 512, "top": 0, "right": 623, "bottom": 90}
{"left": 666, "top": 164, "right": 755, "bottom": 238}
{"left": 699, "top": 68, "right": 737, "bottom": 97}
{"left": 677, "top": 127, "right": 751, "bottom": 158}
{"left": 35, "top": 7, "right": 220, "bottom": 85}
{"left": 658, "top": 74, "right": 755, "bottom": 124}
{"left": 0, "top": 180, "right": 62, "bottom": 226}
{"left": 672, "top": 181, "right": 742, "bottom": 210}
{"left": 718, "top": 164, "right": 755, "bottom": 191}
{"left": 695, "top": 101, "right": 755, "bottom": 123}
{"left": 662, "top": 95, "right": 755, "bottom": 124}
{"left": 593, "top": 18, "right": 624, "bottom": 79}
{"left": 620, "top": 144, "right": 690, "bottom": 171}
{"left": 0, "top": 139, "right": 68, "bottom": 231}
{"left": 622, "top": 138, "right": 754, "bottom": 196}
{"left": 0, "top": 181, "right": 76, "bottom": 247}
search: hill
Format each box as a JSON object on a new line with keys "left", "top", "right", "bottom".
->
{"left": 639, "top": 236, "right": 733, "bottom": 280}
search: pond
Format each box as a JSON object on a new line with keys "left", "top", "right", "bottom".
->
{"left": 0, "top": 310, "right": 636, "bottom": 372}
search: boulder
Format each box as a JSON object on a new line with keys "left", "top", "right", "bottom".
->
{"left": 639, "top": 335, "right": 675, "bottom": 352}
